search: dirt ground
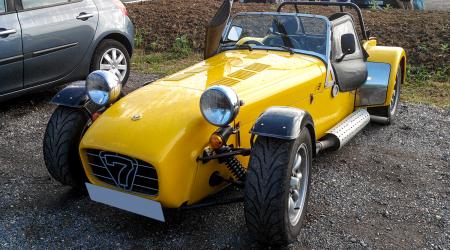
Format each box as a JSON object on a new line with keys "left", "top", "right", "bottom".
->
{"left": 0, "top": 72, "right": 449, "bottom": 249}
{"left": 127, "top": 0, "right": 450, "bottom": 71}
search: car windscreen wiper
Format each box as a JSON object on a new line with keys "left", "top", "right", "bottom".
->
{"left": 276, "top": 45, "right": 295, "bottom": 55}
{"left": 222, "top": 43, "right": 254, "bottom": 51}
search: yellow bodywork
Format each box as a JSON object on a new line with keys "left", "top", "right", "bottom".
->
{"left": 80, "top": 43, "right": 405, "bottom": 208}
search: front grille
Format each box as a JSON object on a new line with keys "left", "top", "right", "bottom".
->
{"left": 86, "top": 149, "right": 158, "bottom": 196}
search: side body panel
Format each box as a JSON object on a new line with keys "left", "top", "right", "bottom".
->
{"left": 18, "top": 0, "right": 98, "bottom": 87}
{"left": 66, "top": 0, "right": 135, "bottom": 81}
{"left": 0, "top": 12, "right": 22, "bottom": 94}
{"left": 358, "top": 40, "right": 406, "bottom": 107}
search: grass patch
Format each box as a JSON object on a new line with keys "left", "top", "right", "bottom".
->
{"left": 132, "top": 50, "right": 202, "bottom": 75}
{"left": 132, "top": 34, "right": 202, "bottom": 75}
{"left": 402, "top": 81, "right": 450, "bottom": 108}
{"left": 403, "top": 66, "right": 450, "bottom": 108}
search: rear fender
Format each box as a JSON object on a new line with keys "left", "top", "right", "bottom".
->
{"left": 356, "top": 40, "right": 406, "bottom": 107}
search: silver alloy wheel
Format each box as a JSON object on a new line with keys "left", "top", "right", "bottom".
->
{"left": 99, "top": 48, "right": 127, "bottom": 82}
{"left": 389, "top": 75, "right": 401, "bottom": 115}
{"left": 288, "top": 143, "right": 309, "bottom": 226}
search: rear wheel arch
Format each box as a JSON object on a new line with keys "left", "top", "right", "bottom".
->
{"left": 400, "top": 56, "right": 406, "bottom": 85}
{"left": 99, "top": 33, "right": 133, "bottom": 57}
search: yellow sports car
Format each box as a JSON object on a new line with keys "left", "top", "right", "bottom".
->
{"left": 43, "top": 1, "right": 406, "bottom": 245}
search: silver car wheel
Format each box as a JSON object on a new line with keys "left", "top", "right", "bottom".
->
{"left": 288, "top": 143, "right": 309, "bottom": 226}
{"left": 100, "top": 48, "right": 127, "bottom": 82}
{"left": 389, "top": 75, "right": 401, "bottom": 116}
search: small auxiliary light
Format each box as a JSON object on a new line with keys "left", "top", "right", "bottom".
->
{"left": 209, "top": 133, "right": 224, "bottom": 149}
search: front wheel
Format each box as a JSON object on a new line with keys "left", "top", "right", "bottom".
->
{"left": 244, "top": 128, "right": 312, "bottom": 245}
{"left": 43, "top": 106, "right": 90, "bottom": 189}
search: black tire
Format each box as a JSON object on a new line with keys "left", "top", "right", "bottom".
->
{"left": 244, "top": 128, "right": 312, "bottom": 246}
{"left": 43, "top": 106, "right": 90, "bottom": 189}
{"left": 90, "top": 39, "right": 131, "bottom": 86}
{"left": 368, "top": 66, "right": 402, "bottom": 125}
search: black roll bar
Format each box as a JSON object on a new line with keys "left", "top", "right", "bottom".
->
{"left": 277, "top": 1, "right": 369, "bottom": 40}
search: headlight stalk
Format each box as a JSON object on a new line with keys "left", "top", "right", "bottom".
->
{"left": 198, "top": 125, "right": 249, "bottom": 183}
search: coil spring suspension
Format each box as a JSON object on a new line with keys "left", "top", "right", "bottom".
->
{"left": 220, "top": 147, "right": 246, "bottom": 182}
{"left": 224, "top": 156, "right": 246, "bottom": 182}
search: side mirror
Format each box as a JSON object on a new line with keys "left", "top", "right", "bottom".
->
{"left": 337, "top": 33, "right": 356, "bottom": 62}
{"left": 227, "top": 26, "right": 243, "bottom": 42}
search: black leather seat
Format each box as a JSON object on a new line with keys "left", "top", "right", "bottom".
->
{"left": 329, "top": 14, "right": 368, "bottom": 92}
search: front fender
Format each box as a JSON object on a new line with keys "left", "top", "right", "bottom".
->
{"left": 50, "top": 81, "right": 89, "bottom": 108}
{"left": 251, "top": 106, "right": 314, "bottom": 140}
{"left": 51, "top": 81, "right": 102, "bottom": 115}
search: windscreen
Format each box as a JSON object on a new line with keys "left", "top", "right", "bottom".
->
{"left": 222, "top": 14, "right": 328, "bottom": 57}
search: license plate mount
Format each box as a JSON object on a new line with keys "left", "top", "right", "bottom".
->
{"left": 86, "top": 183, "right": 165, "bottom": 222}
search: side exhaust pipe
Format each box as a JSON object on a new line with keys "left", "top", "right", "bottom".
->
{"left": 370, "top": 115, "right": 389, "bottom": 125}
{"left": 316, "top": 109, "right": 370, "bottom": 154}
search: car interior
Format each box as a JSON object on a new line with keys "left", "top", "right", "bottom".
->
{"left": 264, "top": 15, "right": 328, "bottom": 56}
{"left": 228, "top": 12, "right": 368, "bottom": 92}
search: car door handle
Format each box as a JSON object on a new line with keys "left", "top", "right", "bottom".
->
{"left": 76, "top": 13, "right": 94, "bottom": 20}
{"left": 0, "top": 29, "right": 17, "bottom": 37}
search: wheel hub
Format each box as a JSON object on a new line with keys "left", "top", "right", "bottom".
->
{"left": 100, "top": 48, "right": 127, "bottom": 82}
{"left": 288, "top": 143, "right": 309, "bottom": 226}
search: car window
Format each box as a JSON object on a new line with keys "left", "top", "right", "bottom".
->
{"left": 21, "top": 0, "right": 70, "bottom": 9}
{"left": 0, "top": 0, "right": 6, "bottom": 13}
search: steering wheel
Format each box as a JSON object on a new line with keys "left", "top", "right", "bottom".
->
{"left": 243, "top": 40, "right": 264, "bottom": 46}
{"left": 263, "top": 35, "right": 303, "bottom": 50}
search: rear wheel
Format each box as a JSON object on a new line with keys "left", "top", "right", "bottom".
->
{"left": 244, "top": 128, "right": 312, "bottom": 245}
{"left": 91, "top": 39, "right": 130, "bottom": 85}
{"left": 43, "top": 106, "right": 90, "bottom": 189}
{"left": 368, "top": 66, "right": 402, "bottom": 125}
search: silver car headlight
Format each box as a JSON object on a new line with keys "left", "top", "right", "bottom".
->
{"left": 200, "top": 85, "right": 240, "bottom": 127}
{"left": 86, "top": 70, "right": 122, "bottom": 106}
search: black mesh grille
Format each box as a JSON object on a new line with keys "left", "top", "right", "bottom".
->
{"left": 86, "top": 149, "right": 158, "bottom": 196}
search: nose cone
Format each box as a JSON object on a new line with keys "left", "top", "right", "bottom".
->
{"left": 80, "top": 84, "right": 212, "bottom": 164}
{"left": 79, "top": 84, "right": 219, "bottom": 207}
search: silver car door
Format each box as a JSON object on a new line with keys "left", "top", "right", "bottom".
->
{"left": 0, "top": 0, "right": 23, "bottom": 94}
{"left": 17, "top": 0, "right": 98, "bottom": 87}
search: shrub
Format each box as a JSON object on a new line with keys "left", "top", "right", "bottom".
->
{"left": 170, "top": 35, "right": 192, "bottom": 59}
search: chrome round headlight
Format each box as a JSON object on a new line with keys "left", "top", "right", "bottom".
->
{"left": 86, "top": 70, "right": 121, "bottom": 106}
{"left": 200, "top": 85, "right": 240, "bottom": 127}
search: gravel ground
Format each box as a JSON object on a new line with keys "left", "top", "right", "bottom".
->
{"left": 0, "top": 72, "right": 449, "bottom": 249}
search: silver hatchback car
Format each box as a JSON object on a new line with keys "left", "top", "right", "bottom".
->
{"left": 0, "top": 0, "right": 134, "bottom": 101}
